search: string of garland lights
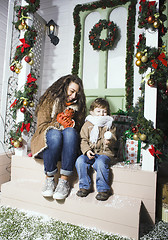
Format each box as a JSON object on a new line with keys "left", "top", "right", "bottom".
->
{"left": 124, "top": 0, "right": 168, "bottom": 162}
{"left": 9, "top": 0, "right": 40, "bottom": 149}
{"left": 72, "top": 0, "right": 137, "bottom": 110}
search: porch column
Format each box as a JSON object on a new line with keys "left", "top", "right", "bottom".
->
{"left": 15, "top": 0, "right": 31, "bottom": 156}
{"left": 141, "top": 0, "right": 159, "bottom": 171}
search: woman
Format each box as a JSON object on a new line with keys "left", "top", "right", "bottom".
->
{"left": 31, "top": 74, "right": 86, "bottom": 200}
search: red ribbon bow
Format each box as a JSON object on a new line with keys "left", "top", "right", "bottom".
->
{"left": 10, "top": 99, "right": 18, "bottom": 108}
{"left": 148, "top": 145, "right": 162, "bottom": 159}
{"left": 27, "top": 73, "right": 37, "bottom": 83}
{"left": 151, "top": 52, "right": 167, "bottom": 69}
{"left": 20, "top": 122, "right": 30, "bottom": 132}
{"left": 16, "top": 38, "right": 30, "bottom": 53}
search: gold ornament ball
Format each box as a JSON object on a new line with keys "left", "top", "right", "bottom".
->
{"left": 166, "top": 80, "right": 168, "bottom": 89}
{"left": 28, "top": 52, "right": 34, "bottom": 58}
{"left": 133, "top": 134, "right": 139, "bottom": 141}
{"left": 15, "top": 68, "right": 20, "bottom": 74}
{"left": 140, "top": 134, "right": 147, "bottom": 141}
{"left": 14, "top": 140, "right": 20, "bottom": 148}
{"left": 153, "top": 20, "right": 160, "bottom": 28}
{"left": 135, "top": 59, "right": 142, "bottom": 67}
{"left": 18, "top": 137, "right": 23, "bottom": 142}
{"left": 23, "top": 100, "right": 28, "bottom": 106}
{"left": 28, "top": 59, "right": 34, "bottom": 65}
{"left": 24, "top": 24, "right": 28, "bottom": 29}
{"left": 16, "top": 62, "right": 22, "bottom": 69}
{"left": 18, "top": 24, "right": 24, "bottom": 30}
{"left": 29, "top": 102, "right": 34, "bottom": 107}
{"left": 136, "top": 52, "right": 142, "bottom": 60}
{"left": 141, "top": 55, "right": 148, "bottom": 63}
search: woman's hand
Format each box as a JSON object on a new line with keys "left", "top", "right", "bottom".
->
{"left": 86, "top": 150, "right": 95, "bottom": 159}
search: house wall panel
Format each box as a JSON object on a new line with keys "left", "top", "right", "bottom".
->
{"left": 0, "top": 0, "right": 8, "bottom": 113}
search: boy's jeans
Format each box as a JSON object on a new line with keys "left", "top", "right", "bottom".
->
{"left": 41, "top": 128, "right": 79, "bottom": 177}
{"left": 75, "top": 154, "right": 111, "bottom": 192}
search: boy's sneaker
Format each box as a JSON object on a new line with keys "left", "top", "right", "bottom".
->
{"left": 53, "top": 178, "right": 70, "bottom": 200}
{"left": 41, "top": 177, "right": 55, "bottom": 197}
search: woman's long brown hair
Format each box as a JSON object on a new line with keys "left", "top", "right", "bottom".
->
{"left": 36, "top": 74, "right": 86, "bottom": 131}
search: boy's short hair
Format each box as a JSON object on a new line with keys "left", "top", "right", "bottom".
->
{"left": 89, "top": 98, "right": 110, "bottom": 115}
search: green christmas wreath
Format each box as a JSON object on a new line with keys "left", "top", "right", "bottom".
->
{"left": 89, "top": 19, "right": 119, "bottom": 51}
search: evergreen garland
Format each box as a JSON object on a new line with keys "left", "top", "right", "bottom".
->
{"left": 9, "top": 0, "right": 40, "bottom": 148}
{"left": 72, "top": 0, "right": 137, "bottom": 110}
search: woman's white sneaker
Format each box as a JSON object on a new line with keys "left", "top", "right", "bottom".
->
{"left": 41, "top": 177, "right": 55, "bottom": 197}
{"left": 53, "top": 178, "right": 70, "bottom": 200}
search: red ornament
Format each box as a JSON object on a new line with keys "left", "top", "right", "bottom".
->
{"left": 148, "top": 16, "right": 154, "bottom": 24}
{"left": 20, "top": 107, "right": 26, "bottom": 113}
{"left": 132, "top": 127, "right": 137, "bottom": 133}
{"left": 30, "top": 0, "right": 36, "bottom": 3}
{"left": 10, "top": 65, "right": 15, "bottom": 72}
{"left": 165, "top": 89, "right": 168, "bottom": 96}
{"left": 24, "top": 56, "right": 31, "bottom": 63}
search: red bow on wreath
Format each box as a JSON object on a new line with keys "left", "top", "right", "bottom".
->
{"left": 151, "top": 52, "right": 167, "bottom": 69}
{"left": 16, "top": 38, "right": 30, "bottom": 53}
{"left": 27, "top": 73, "right": 37, "bottom": 83}
{"left": 20, "top": 122, "right": 30, "bottom": 132}
{"left": 148, "top": 145, "right": 162, "bottom": 159}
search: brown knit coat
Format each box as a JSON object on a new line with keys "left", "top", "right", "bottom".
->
{"left": 31, "top": 98, "right": 79, "bottom": 157}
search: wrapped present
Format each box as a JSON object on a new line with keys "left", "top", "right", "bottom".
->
{"left": 124, "top": 139, "right": 143, "bottom": 164}
{"left": 112, "top": 114, "right": 133, "bottom": 140}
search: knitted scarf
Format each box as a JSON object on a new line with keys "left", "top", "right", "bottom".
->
{"left": 85, "top": 115, "right": 113, "bottom": 143}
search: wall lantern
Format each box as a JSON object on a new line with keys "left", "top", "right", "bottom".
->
{"left": 46, "top": 19, "right": 59, "bottom": 46}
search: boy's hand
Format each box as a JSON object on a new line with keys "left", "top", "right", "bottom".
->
{"left": 87, "top": 150, "right": 95, "bottom": 159}
{"left": 104, "top": 138, "right": 111, "bottom": 146}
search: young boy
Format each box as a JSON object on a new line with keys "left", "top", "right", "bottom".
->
{"left": 75, "top": 98, "right": 117, "bottom": 201}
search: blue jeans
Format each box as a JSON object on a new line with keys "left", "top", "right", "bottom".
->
{"left": 41, "top": 128, "right": 79, "bottom": 177}
{"left": 75, "top": 154, "right": 111, "bottom": 192}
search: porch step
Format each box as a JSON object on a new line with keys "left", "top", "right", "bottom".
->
{"left": 1, "top": 179, "right": 141, "bottom": 240}
{"left": 1, "top": 155, "right": 157, "bottom": 239}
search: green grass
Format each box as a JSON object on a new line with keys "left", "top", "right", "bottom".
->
{"left": 0, "top": 206, "right": 131, "bottom": 240}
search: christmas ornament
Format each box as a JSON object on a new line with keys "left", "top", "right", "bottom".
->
{"left": 16, "top": 62, "right": 22, "bottom": 69}
{"left": 15, "top": 68, "right": 20, "bottom": 74}
{"left": 24, "top": 56, "right": 31, "bottom": 63}
{"left": 18, "top": 137, "right": 23, "bottom": 142}
{"left": 136, "top": 52, "right": 142, "bottom": 60}
{"left": 135, "top": 59, "right": 141, "bottom": 67}
{"left": 20, "top": 107, "right": 26, "bottom": 113}
{"left": 153, "top": 20, "right": 160, "bottom": 28}
{"left": 148, "top": 16, "right": 154, "bottom": 24}
{"left": 28, "top": 52, "right": 34, "bottom": 58}
{"left": 29, "top": 102, "right": 34, "bottom": 107}
{"left": 166, "top": 80, "right": 168, "bottom": 89}
{"left": 140, "top": 134, "right": 147, "bottom": 141}
{"left": 10, "top": 65, "right": 15, "bottom": 72}
{"left": 147, "top": 78, "right": 155, "bottom": 87}
{"left": 141, "top": 55, "right": 148, "bottom": 63}
{"left": 28, "top": 59, "right": 34, "bottom": 65}
{"left": 23, "top": 99, "right": 28, "bottom": 106}
{"left": 133, "top": 134, "right": 139, "bottom": 140}
{"left": 132, "top": 127, "right": 137, "bottom": 133}
{"left": 18, "top": 24, "right": 24, "bottom": 30}
{"left": 14, "top": 140, "right": 21, "bottom": 148}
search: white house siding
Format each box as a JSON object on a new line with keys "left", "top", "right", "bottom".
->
{"left": 37, "top": 0, "right": 101, "bottom": 95}
{"left": 0, "top": 0, "right": 9, "bottom": 112}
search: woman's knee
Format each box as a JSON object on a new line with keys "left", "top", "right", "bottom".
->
{"left": 46, "top": 129, "right": 62, "bottom": 147}
{"left": 94, "top": 155, "right": 110, "bottom": 168}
